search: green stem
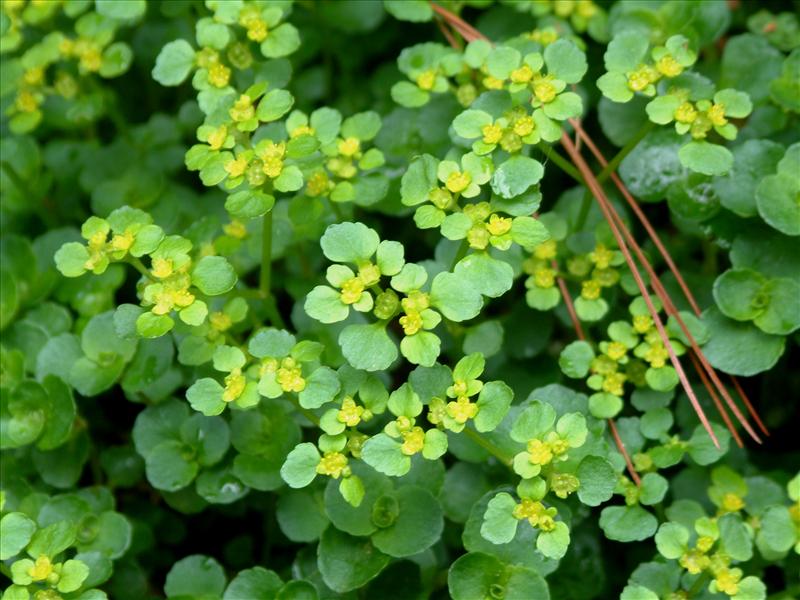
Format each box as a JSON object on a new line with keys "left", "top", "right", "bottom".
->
{"left": 127, "top": 257, "right": 152, "bottom": 279}
{"left": 539, "top": 143, "right": 583, "bottom": 184}
{"left": 290, "top": 396, "right": 321, "bottom": 426}
{"left": 464, "top": 427, "right": 513, "bottom": 467}
{"left": 260, "top": 210, "right": 273, "bottom": 298}
{"left": 450, "top": 239, "right": 469, "bottom": 270}
{"left": 596, "top": 121, "right": 654, "bottom": 185}
{"left": 686, "top": 573, "right": 710, "bottom": 598}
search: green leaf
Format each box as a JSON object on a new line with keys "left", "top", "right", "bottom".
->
{"left": 599, "top": 505, "right": 657, "bottom": 542}
{"left": 372, "top": 486, "right": 444, "bottom": 557}
{"left": 713, "top": 139, "right": 784, "bottom": 218}
{"left": 304, "top": 285, "right": 349, "bottom": 324}
{"left": 96, "top": 0, "right": 146, "bottom": 20}
{"left": 0, "top": 513, "right": 36, "bottom": 560}
{"left": 486, "top": 46, "right": 521, "bottom": 79}
{"left": 391, "top": 81, "right": 429, "bottom": 108}
{"left": 225, "top": 190, "right": 275, "bottom": 220}
{"left": 713, "top": 268, "right": 768, "bottom": 321}
{"left": 401, "top": 154, "right": 438, "bottom": 206}
{"left": 153, "top": 40, "right": 195, "bottom": 86}
{"left": 298, "top": 366, "right": 340, "bottom": 409}
{"left": 702, "top": 307, "right": 785, "bottom": 376}
{"left": 384, "top": 0, "right": 433, "bottom": 22}
{"left": 165, "top": 555, "right": 227, "bottom": 599}
{"left": 28, "top": 521, "right": 77, "bottom": 558}
{"left": 453, "top": 109, "right": 493, "bottom": 139}
{"left": 280, "top": 443, "right": 320, "bottom": 488}
{"left": 453, "top": 252, "right": 514, "bottom": 299}
{"left": 430, "top": 271, "right": 482, "bottom": 322}
{"left": 361, "top": 432, "right": 411, "bottom": 477}
{"left": 339, "top": 323, "right": 398, "bottom": 372}
{"left": 224, "top": 567, "right": 283, "bottom": 600}
{"left": 536, "top": 521, "right": 570, "bottom": 559}
{"left": 604, "top": 31, "right": 649, "bottom": 73}
{"left": 511, "top": 401, "right": 556, "bottom": 442}
{"left": 400, "top": 331, "right": 441, "bottom": 367}
{"left": 480, "top": 492, "right": 518, "bottom": 544}
{"left": 655, "top": 522, "right": 688, "bottom": 559}
{"left": 544, "top": 39, "right": 587, "bottom": 84}
{"left": 639, "top": 473, "right": 668, "bottom": 505}
{"left": 510, "top": 216, "right": 549, "bottom": 250}
{"left": 576, "top": 456, "right": 616, "bottom": 507}
{"left": 257, "top": 89, "right": 294, "bottom": 122}
{"left": 317, "top": 528, "right": 390, "bottom": 593}
{"left": 186, "top": 378, "right": 225, "bottom": 416}
{"left": 321, "top": 222, "right": 379, "bottom": 264}
{"left": 678, "top": 141, "right": 733, "bottom": 176}
{"left": 56, "top": 559, "right": 89, "bottom": 593}
{"left": 192, "top": 256, "right": 237, "bottom": 295}
{"left": 54, "top": 242, "right": 89, "bottom": 277}
{"left": 559, "top": 341, "right": 594, "bottom": 378}
{"left": 543, "top": 92, "right": 583, "bottom": 120}
{"left": 687, "top": 422, "right": 731, "bottom": 466}
{"left": 756, "top": 157, "right": 800, "bottom": 236}
{"left": 719, "top": 513, "right": 753, "bottom": 561}
{"left": 145, "top": 441, "right": 198, "bottom": 491}
{"left": 490, "top": 156, "right": 544, "bottom": 199}
{"left": 474, "top": 381, "right": 513, "bottom": 432}
{"left": 448, "top": 552, "right": 550, "bottom": 600}
{"left": 261, "top": 23, "right": 301, "bottom": 58}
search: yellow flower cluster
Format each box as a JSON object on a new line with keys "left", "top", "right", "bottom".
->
{"left": 316, "top": 451, "right": 349, "bottom": 478}
{"left": 512, "top": 498, "right": 558, "bottom": 531}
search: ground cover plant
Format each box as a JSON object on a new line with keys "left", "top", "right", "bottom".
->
{"left": 1, "top": 0, "right": 799, "bottom": 598}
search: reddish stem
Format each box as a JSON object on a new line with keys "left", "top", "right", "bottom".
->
{"left": 553, "top": 262, "right": 586, "bottom": 342}
{"left": 434, "top": 16, "right": 462, "bottom": 50}
{"left": 430, "top": 2, "right": 488, "bottom": 42}
{"left": 608, "top": 418, "right": 641, "bottom": 487}
{"left": 689, "top": 352, "right": 743, "bottom": 447}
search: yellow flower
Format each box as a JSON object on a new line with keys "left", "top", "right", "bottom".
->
{"left": 482, "top": 123, "right": 503, "bottom": 145}
{"left": 207, "top": 125, "right": 228, "bottom": 150}
{"left": 277, "top": 357, "right": 305, "bottom": 393}
{"left": 358, "top": 263, "right": 381, "bottom": 287}
{"left": 707, "top": 103, "right": 727, "bottom": 126}
{"left": 680, "top": 549, "right": 710, "bottom": 575}
{"left": 644, "top": 343, "right": 669, "bottom": 368}
{"left": 23, "top": 67, "right": 44, "bottom": 86}
{"left": 721, "top": 492, "right": 745, "bottom": 513}
{"left": 400, "top": 426, "right": 425, "bottom": 455}
{"left": 224, "top": 156, "right": 248, "bottom": 178}
{"left": 151, "top": 258, "right": 174, "bottom": 279}
{"left": 28, "top": 555, "right": 53, "bottom": 582}
{"left": 510, "top": 64, "right": 534, "bottom": 84}
{"left": 399, "top": 311, "right": 423, "bottom": 336}
{"left": 512, "top": 499, "right": 557, "bottom": 530}
{"left": 401, "top": 291, "right": 430, "bottom": 312}
{"left": 633, "top": 314, "right": 653, "bottom": 333}
{"left": 110, "top": 231, "right": 134, "bottom": 253}
{"left": 257, "top": 141, "right": 286, "bottom": 178}
{"left": 483, "top": 75, "right": 504, "bottom": 90}
{"left": 416, "top": 69, "right": 437, "bottom": 91}
{"left": 656, "top": 55, "right": 683, "bottom": 78}
{"left": 486, "top": 213, "right": 512, "bottom": 236}
{"left": 223, "top": 220, "right": 247, "bottom": 239}
{"left": 696, "top": 536, "right": 715, "bottom": 553}
{"left": 606, "top": 341, "right": 627, "bottom": 361}
{"left": 229, "top": 94, "right": 255, "bottom": 122}
{"left": 513, "top": 115, "right": 535, "bottom": 137}
{"left": 15, "top": 90, "right": 40, "bottom": 113}
{"left": 247, "top": 20, "right": 268, "bottom": 42}
{"left": 223, "top": 368, "right": 246, "bottom": 402}
{"left": 316, "top": 451, "right": 349, "bottom": 478}
{"left": 290, "top": 124, "right": 315, "bottom": 138}
{"left": 447, "top": 397, "right": 478, "bottom": 424}
{"left": 602, "top": 371, "right": 627, "bottom": 396}
{"left": 534, "top": 267, "right": 555, "bottom": 288}
{"left": 527, "top": 438, "right": 553, "bottom": 465}
{"left": 674, "top": 101, "right": 698, "bottom": 124}
{"left": 533, "top": 76, "right": 557, "bottom": 103}
{"left": 209, "top": 312, "right": 232, "bottom": 332}
{"left": 340, "top": 277, "right": 365, "bottom": 305}
{"left": 306, "top": 171, "right": 331, "bottom": 196}
{"left": 337, "top": 396, "right": 364, "bottom": 427}
{"left": 551, "top": 473, "right": 579, "bottom": 498}
{"left": 467, "top": 224, "right": 490, "bottom": 250}
{"left": 581, "top": 279, "right": 601, "bottom": 300}
{"left": 534, "top": 239, "right": 557, "bottom": 260}
{"left": 589, "top": 244, "right": 613, "bottom": 269}
{"left": 714, "top": 568, "right": 742, "bottom": 595}
{"left": 627, "top": 64, "right": 659, "bottom": 92}
{"left": 338, "top": 137, "right": 361, "bottom": 157}
{"left": 208, "top": 62, "right": 231, "bottom": 88}
{"left": 446, "top": 171, "right": 471, "bottom": 194}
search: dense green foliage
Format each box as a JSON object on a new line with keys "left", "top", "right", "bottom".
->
{"left": 1, "top": 1, "right": 799, "bottom": 599}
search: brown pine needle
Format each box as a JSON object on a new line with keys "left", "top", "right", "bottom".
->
{"left": 560, "top": 132, "right": 720, "bottom": 449}
{"left": 608, "top": 418, "right": 642, "bottom": 487}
